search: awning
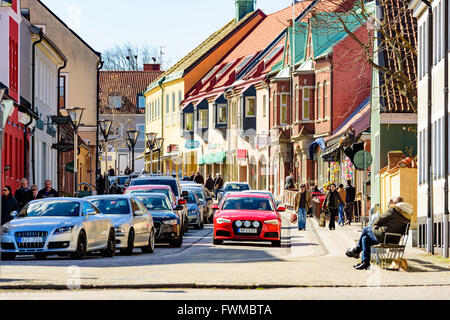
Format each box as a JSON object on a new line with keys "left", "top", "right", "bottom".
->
{"left": 199, "top": 152, "right": 226, "bottom": 165}
{"left": 308, "top": 138, "right": 326, "bottom": 160}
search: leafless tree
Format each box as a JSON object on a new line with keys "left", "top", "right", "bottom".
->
{"left": 102, "top": 43, "right": 163, "bottom": 71}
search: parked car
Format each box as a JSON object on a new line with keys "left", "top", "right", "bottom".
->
{"left": 183, "top": 190, "right": 204, "bottom": 229}
{"left": 212, "top": 193, "right": 284, "bottom": 247}
{"left": 128, "top": 175, "right": 189, "bottom": 233}
{"left": 0, "top": 198, "right": 116, "bottom": 260}
{"left": 217, "top": 182, "right": 251, "bottom": 204}
{"left": 133, "top": 193, "right": 184, "bottom": 248}
{"left": 85, "top": 195, "right": 155, "bottom": 255}
{"left": 182, "top": 185, "right": 214, "bottom": 223}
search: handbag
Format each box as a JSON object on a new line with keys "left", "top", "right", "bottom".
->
{"left": 319, "top": 211, "right": 326, "bottom": 227}
{"left": 290, "top": 212, "right": 298, "bottom": 224}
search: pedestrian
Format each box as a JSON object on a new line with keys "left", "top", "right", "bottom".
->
{"left": 284, "top": 171, "right": 295, "bottom": 190}
{"left": 97, "top": 174, "right": 105, "bottom": 195}
{"left": 346, "top": 196, "right": 412, "bottom": 270}
{"left": 322, "top": 183, "right": 345, "bottom": 230}
{"left": 2, "top": 186, "right": 18, "bottom": 225}
{"left": 30, "top": 185, "right": 39, "bottom": 201}
{"left": 344, "top": 180, "right": 356, "bottom": 225}
{"left": 109, "top": 178, "right": 122, "bottom": 194}
{"left": 294, "top": 184, "right": 312, "bottom": 230}
{"left": 108, "top": 166, "right": 115, "bottom": 177}
{"left": 37, "top": 180, "right": 59, "bottom": 199}
{"left": 124, "top": 166, "right": 131, "bottom": 175}
{"left": 214, "top": 173, "right": 224, "bottom": 200}
{"left": 194, "top": 171, "right": 204, "bottom": 184}
{"left": 337, "top": 183, "right": 346, "bottom": 226}
{"left": 14, "top": 178, "right": 33, "bottom": 211}
{"left": 182, "top": 173, "right": 190, "bottom": 181}
{"left": 205, "top": 174, "right": 214, "bottom": 192}
{"left": 189, "top": 171, "right": 195, "bottom": 181}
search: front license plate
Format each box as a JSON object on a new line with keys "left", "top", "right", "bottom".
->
{"left": 238, "top": 228, "right": 257, "bottom": 234}
{"left": 18, "top": 237, "right": 43, "bottom": 243}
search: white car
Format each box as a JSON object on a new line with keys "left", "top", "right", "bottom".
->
{"left": 0, "top": 198, "right": 116, "bottom": 260}
{"left": 85, "top": 195, "right": 155, "bottom": 255}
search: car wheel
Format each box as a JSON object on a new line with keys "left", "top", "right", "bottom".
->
{"left": 1, "top": 252, "right": 16, "bottom": 261}
{"left": 213, "top": 238, "right": 223, "bottom": 245}
{"left": 34, "top": 253, "right": 48, "bottom": 260}
{"left": 169, "top": 236, "right": 183, "bottom": 248}
{"left": 271, "top": 240, "right": 281, "bottom": 247}
{"left": 70, "top": 230, "right": 87, "bottom": 260}
{"left": 141, "top": 229, "right": 155, "bottom": 253}
{"left": 101, "top": 229, "right": 116, "bottom": 258}
{"left": 120, "top": 229, "right": 134, "bottom": 255}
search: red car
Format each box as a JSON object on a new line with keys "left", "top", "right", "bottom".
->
{"left": 212, "top": 193, "right": 285, "bottom": 247}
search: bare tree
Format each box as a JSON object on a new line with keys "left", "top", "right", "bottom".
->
{"left": 102, "top": 43, "right": 163, "bottom": 71}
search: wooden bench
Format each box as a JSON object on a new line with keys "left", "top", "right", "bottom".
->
{"left": 370, "top": 223, "right": 410, "bottom": 269}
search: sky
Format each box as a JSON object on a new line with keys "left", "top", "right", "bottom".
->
{"left": 40, "top": 0, "right": 296, "bottom": 69}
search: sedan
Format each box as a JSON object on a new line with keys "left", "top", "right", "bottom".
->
{"left": 217, "top": 182, "right": 251, "bottom": 204}
{"left": 182, "top": 185, "right": 213, "bottom": 223}
{"left": 134, "top": 193, "right": 184, "bottom": 248}
{"left": 85, "top": 195, "right": 155, "bottom": 255}
{"left": 213, "top": 193, "right": 284, "bottom": 247}
{"left": 183, "top": 190, "right": 204, "bottom": 229}
{"left": 0, "top": 198, "right": 116, "bottom": 260}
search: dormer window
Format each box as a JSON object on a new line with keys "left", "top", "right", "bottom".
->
{"left": 185, "top": 113, "right": 194, "bottom": 131}
{"left": 245, "top": 97, "right": 256, "bottom": 117}
{"left": 216, "top": 62, "right": 233, "bottom": 81}
{"left": 109, "top": 95, "right": 122, "bottom": 109}
{"left": 217, "top": 104, "right": 227, "bottom": 124}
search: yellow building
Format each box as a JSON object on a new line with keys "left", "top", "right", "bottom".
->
{"left": 144, "top": 9, "right": 264, "bottom": 175}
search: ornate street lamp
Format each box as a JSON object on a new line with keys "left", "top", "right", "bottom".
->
{"left": 67, "top": 107, "right": 84, "bottom": 196}
{"left": 125, "top": 138, "right": 133, "bottom": 170}
{"left": 155, "top": 137, "right": 164, "bottom": 173}
{"left": 126, "top": 129, "right": 139, "bottom": 173}
{"left": 146, "top": 132, "right": 157, "bottom": 173}
{"left": 98, "top": 119, "right": 113, "bottom": 193}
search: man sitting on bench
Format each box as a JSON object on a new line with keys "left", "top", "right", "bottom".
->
{"left": 345, "top": 196, "right": 412, "bottom": 270}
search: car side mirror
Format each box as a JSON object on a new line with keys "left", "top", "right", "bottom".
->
{"left": 175, "top": 205, "right": 184, "bottom": 211}
{"left": 10, "top": 211, "right": 19, "bottom": 218}
{"left": 181, "top": 190, "right": 189, "bottom": 197}
{"left": 212, "top": 204, "right": 219, "bottom": 210}
{"left": 277, "top": 206, "right": 286, "bottom": 212}
{"left": 134, "top": 210, "right": 144, "bottom": 216}
{"left": 86, "top": 209, "right": 96, "bottom": 216}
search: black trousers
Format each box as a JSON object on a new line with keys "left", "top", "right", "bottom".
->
{"left": 328, "top": 208, "right": 338, "bottom": 229}
{"left": 344, "top": 201, "right": 354, "bottom": 222}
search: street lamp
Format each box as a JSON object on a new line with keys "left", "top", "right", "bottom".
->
{"left": 99, "top": 119, "right": 113, "bottom": 193}
{"left": 126, "top": 129, "right": 139, "bottom": 173}
{"left": 67, "top": 107, "right": 84, "bottom": 197}
{"left": 146, "top": 132, "right": 157, "bottom": 173}
{"left": 155, "top": 137, "right": 164, "bottom": 173}
{"left": 125, "top": 138, "right": 133, "bottom": 170}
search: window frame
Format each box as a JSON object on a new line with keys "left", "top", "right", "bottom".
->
{"left": 217, "top": 104, "right": 227, "bottom": 124}
{"left": 245, "top": 96, "right": 256, "bottom": 117}
{"left": 302, "top": 88, "right": 310, "bottom": 121}
{"left": 280, "top": 93, "right": 287, "bottom": 125}
{"left": 185, "top": 113, "right": 194, "bottom": 131}
{"left": 199, "top": 109, "right": 208, "bottom": 129}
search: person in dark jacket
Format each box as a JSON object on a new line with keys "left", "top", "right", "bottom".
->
{"left": 189, "top": 172, "right": 195, "bottom": 181}
{"left": 14, "top": 179, "right": 33, "bottom": 211}
{"left": 205, "top": 175, "right": 214, "bottom": 192}
{"left": 344, "top": 180, "right": 356, "bottom": 225}
{"left": 346, "top": 196, "right": 412, "bottom": 270}
{"left": 322, "top": 183, "right": 345, "bottom": 230}
{"left": 30, "top": 185, "right": 39, "bottom": 201}
{"left": 37, "top": 180, "right": 59, "bottom": 199}
{"left": 2, "top": 186, "right": 18, "bottom": 225}
{"left": 213, "top": 173, "right": 224, "bottom": 199}
{"left": 108, "top": 166, "right": 115, "bottom": 177}
{"left": 193, "top": 172, "right": 204, "bottom": 184}
{"left": 97, "top": 175, "right": 105, "bottom": 195}
{"left": 284, "top": 171, "right": 295, "bottom": 190}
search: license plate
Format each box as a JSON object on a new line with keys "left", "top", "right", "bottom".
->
{"left": 18, "top": 237, "right": 43, "bottom": 243}
{"left": 238, "top": 228, "right": 257, "bottom": 234}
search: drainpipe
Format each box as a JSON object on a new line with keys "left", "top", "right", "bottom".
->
{"left": 56, "top": 60, "right": 67, "bottom": 192}
{"left": 443, "top": 0, "right": 449, "bottom": 258}
{"left": 158, "top": 77, "right": 165, "bottom": 173}
{"left": 96, "top": 59, "right": 103, "bottom": 188}
{"left": 30, "top": 29, "right": 44, "bottom": 184}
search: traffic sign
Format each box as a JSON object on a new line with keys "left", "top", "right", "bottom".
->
{"left": 354, "top": 150, "right": 372, "bottom": 170}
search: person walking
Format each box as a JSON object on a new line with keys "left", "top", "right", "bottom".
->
{"left": 2, "top": 186, "right": 18, "bottom": 225}
{"left": 322, "top": 183, "right": 345, "bottom": 230}
{"left": 344, "top": 180, "right": 356, "bottom": 225}
{"left": 337, "top": 184, "right": 347, "bottom": 226}
{"left": 214, "top": 173, "right": 224, "bottom": 200}
{"left": 97, "top": 174, "right": 105, "bottom": 195}
{"left": 124, "top": 166, "right": 131, "bottom": 175}
{"left": 189, "top": 171, "right": 195, "bottom": 181}
{"left": 108, "top": 166, "right": 115, "bottom": 177}
{"left": 294, "top": 184, "right": 312, "bottom": 230}
{"left": 284, "top": 171, "right": 295, "bottom": 190}
{"left": 346, "top": 196, "right": 412, "bottom": 270}
{"left": 14, "top": 178, "right": 33, "bottom": 211}
{"left": 30, "top": 185, "right": 39, "bottom": 201}
{"left": 37, "top": 180, "right": 59, "bottom": 199}
{"left": 205, "top": 174, "right": 214, "bottom": 192}
{"left": 194, "top": 171, "right": 204, "bottom": 184}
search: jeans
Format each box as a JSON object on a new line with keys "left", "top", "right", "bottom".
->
{"left": 356, "top": 227, "right": 379, "bottom": 263}
{"left": 298, "top": 207, "right": 307, "bottom": 229}
{"left": 328, "top": 208, "right": 338, "bottom": 230}
{"left": 338, "top": 204, "right": 345, "bottom": 225}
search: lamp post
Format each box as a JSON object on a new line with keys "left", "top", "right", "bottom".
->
{"left": 146, "top": 132, "right": 157, "bottom": 173}
{"left": 125, "top": 138, "right": 133, "bottom": 170}
{"left": 67, "top": 107, "right": 84, "bottom": 197}
{"left": 99, "top": 119, "right": 113, "bottom": 193}
{"left": 126, "top": 129, "right": 139, "bottom": 173}
{"left": 155, "top": 137, "right": 164, "bottom": 173}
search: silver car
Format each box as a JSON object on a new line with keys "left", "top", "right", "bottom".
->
{"left": 85, "top": 195, "right": 155, "bottom": 255}
{"left": 0, "top": 198, "right": 116, "bottom": 260}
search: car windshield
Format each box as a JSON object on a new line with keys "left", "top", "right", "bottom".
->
{"left": 192, "top": 190, "right": 205, "bottom": 201}
{"left": 128, "top": 188, "right": 171, "bottom": 200}
{"left": 22, "top": 201, "right": 80, "bottom": 217}
{"left": 117, "top": 177, "right": 128, "bottom": 185}
{"left": 137, "top": 196, "right": 171, "bottom": 211}
{"left": 89, "top": 198, "right": 130, "bottom": 215}
{"left": 224, "top": 184, "right": 250, "bottom": 192}
{"left": 130, "top": 179, "right": 179, "bottom": 196}
{"left": 222, "top": 197, "right": 274, "bottom": 211}
{"left": 184, "top": 193, "right": 197, "bottom": 204}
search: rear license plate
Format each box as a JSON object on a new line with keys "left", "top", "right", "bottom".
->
{"left": 238, "top": 228, "right": 257, "bottom": 234}
{"left": 18, "top": 237, "right": 43, "bottom": 243}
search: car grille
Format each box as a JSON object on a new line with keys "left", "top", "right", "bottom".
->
{"left": 14, "top": 231, "right": 48, "bottom": 249}
{"left": 232, "top": 220, "right": 262, "bottom": 236}
{"left": 153, "top": 222, "right": 161, "bottom": 238}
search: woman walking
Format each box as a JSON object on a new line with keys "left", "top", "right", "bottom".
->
{"left": 2, "top": 186, "right": 18, "bottom": 226}
{"left": 322, "top": 183, "right": 345, "bottom": 230}
{"left": 294, "top": 184, "right": 312, "bottom": 230}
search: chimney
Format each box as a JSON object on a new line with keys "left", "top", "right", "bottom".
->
{"left": 387, "top": 151, "right": 404, "bottom": 170}
{"left": 235, "top": 0, "right": 255, "bottom": 21}
{"left": 143, "top": 64, "right": 161, "bottom": 71}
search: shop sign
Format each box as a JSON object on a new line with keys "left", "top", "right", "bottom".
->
{"left": 185, "top": 140, "right": 200, "bottom": 150}
{"left": 237, "top": 149, "right": 247, "bottom": 160}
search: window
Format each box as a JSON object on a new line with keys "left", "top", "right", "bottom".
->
{"left": 58, "top": 75, "right": 66, "bottom": 108}
{"left": 216, "top": 62, "right": 233, "bottom": 80}
{"left": 246, "top": 97, "right": 256, "bottom": 117}
{"left": 166, "top": 94, "right": 169, "bottom": 113}
{"left": 109, "top": 95, "right": 122, "bottom": 109}
{"left": 217, "top": 104, "right": 227, "bottom": 124}
{"left": 280, "top": 94, "right": 287, "bottom": 124}
{"left": 317, "top": 84, "right": 321, "bottom": 119}
{"left": 158, "top": 98, "right": 161, "bottom": 118}
{"left": 433, "top": 6, "right": 437, "bottom": 65}
{"left": 201, "top": 66, "right": 218, "bottom": 84}
{"left": 185, "top": 113, "right": 193, "bottom": 131}
{"left": 178, "top": 91, "right": 182, "bottom": 106}
{"left": 138, "top": 124, "right": 145, "bottom": 141}
{"left": 137, "top": 94, "right": 145, "bottom": 109}
{"left": 262, "top": 95, "right": 267, "bottom": 118}
{"left": 232, "top": 101, "right": 237, "bottom": 125}
{"left": 172, "top": 92, "right": 176, "bottom": 112}
{"left": 199, "top": 109, "right": 208, "bottom": 128}
{"left": 323, "top": 81, "right": 327, "bottom": 118}
{"left": 302, "top": 88, "right": 309, "bottom": 120}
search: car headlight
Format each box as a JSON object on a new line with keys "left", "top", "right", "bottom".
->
{"left": 162, "top": 219, "right": 178, "bottom": 225}
{"left": 264, "top": 219, "right": 279, "bottom": 225}
{"left": 216, "top": 218, "right": 231, "bottom": 224}
{"left": 0, "top": 226, "right": 10, "bottom": 235}
{"left": 115, "top": 227, "right": 126, "bottom": 233}
{"left": 54, "top": 226, "right": 74, "bottom": 234}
